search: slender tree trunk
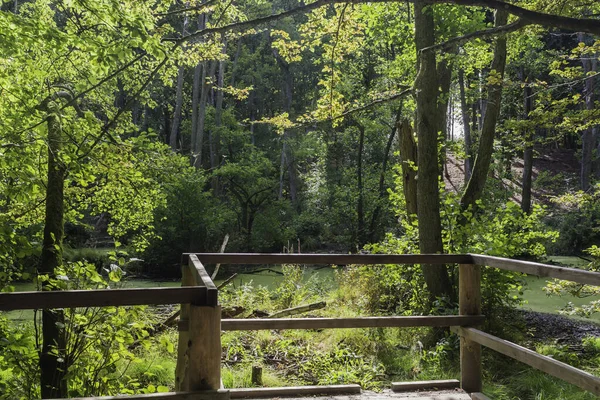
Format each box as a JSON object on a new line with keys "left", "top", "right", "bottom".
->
{"left": 193, "top": 60, "right": 216, "bottom": 168}
{"left": 458, "top": 69, "right": 473, "bottom": 183}
{"left": 369, "top": 105, "right": 402, "bottom": 242}
{"left": 190, "top": 14, "right": 206, "bottom": 154}
{"left": 191, "top": 62, "right": 202, "bottom": 151}
{"left": 170, "top": 65, "right": 185, "bottom": 150}
{"left": 211, "top": 37, "right": 227, "bottom": 192}
{"left": 399, "top": 119, "right": 418, "bottom": 221}
{"left": 521, "top": 70, "right": 534, "bottom": 214}
{"left": 169, "top": 12, "right": 189, "bottom": 151}
{"left": 460, "top": 10, "right": 509, "bottom": 211}
{"left": 437, "top": 57, "right": 453, "bottom": 177}
{"left": 414, "top": 0, "right": 452, "bottom": 303}
{"left": 40, "top": 112, "right": 67, "bottom": 399}
{"left": 356, "top": 123, "right": 366, "bottom": 248}
{"left": 579, "top": 34, "right": 597, "bottom": 190}
{"left": 274, "top": 44, "right": 298, "bottom": 206}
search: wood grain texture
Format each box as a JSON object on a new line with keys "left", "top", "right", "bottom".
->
{"left": 391, "top": 379, "right": 460, "bottom": 392}
{"left": 188, "top": 255, "right": 218, "bottom": 306}
{"left": 454, "top": 327, "right": 600, "bottom": 396}
{"left": 0, "top": 287, "right": 207, "bottom": 311}
{"left": 52, "top": 390, "right": 231, "bottom": 400}
{"left": 221, "top": 316, "right": 484, "bottom": 331}
{"left": 470, "top": 392, "right": 492, "bottom": 400}
{"left": 229, "top": 384, "right": 361, "bottom": 398}
{"left": 470, "top": 254, "right": 600, "bottom": 286}
{"left": 184, "top": 253, "right": 473, "bottom": 265}
{"left": 459, "top": 264, "right": 482, "bottom": 393}
{"left": 187, "top": 305, "right": 222, "bottom": 391}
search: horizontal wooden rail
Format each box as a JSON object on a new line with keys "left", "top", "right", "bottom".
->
{"left": 185, "top": 253, "right": 473, "bottom": 265}
{"left": 220, "top": 315, "right": 484, "bottom": 331}
{"left": 0, "top": 287, "right": 207, "bottom": 311}
{"left": 452, "top": 327, "right": 600, "bottom": 396}
{"left": 189, "top": 254, "right": 218, "bottom": 306}
{"left": 470, "top": 254, "right": 600, "bottom": 286}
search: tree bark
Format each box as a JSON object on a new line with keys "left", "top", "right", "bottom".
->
{"left": 193, "top": 60, "right": 217, "bottom": 168}
{"left": 414, "top": 0, "right": 453, "bottom": 303}
{"left": 437, "top": 57, "right": 453, "bottom": 177}
{"left": 274, "top": 44, "right": 298, "bottom": 207}
{"left": 369, "top": 105, "right": 401, "bottom": 242}
{"left": 521, "top": 69, "right": 534, "bottom": 214}
{"left": 356, "top": 122, "right": 366, "bottom": 248}
{"left": 210, "top": 37, "right": 227, "bottom": 192}
{"left": 169, "top": 12, "right": 190, "bottom": 151}
{"left": 460, "top": 10, "right": 509, "bottom": 211}
{"left": 458, "top": 69, "right": 473, "bottom": 183}
{"left": 399, "top": 119, "right": 418, "bottom": 221}
{"left": 191, "top": 14, "right": 206, "bottom": 154}
{"left": 579, "top": 33, "right": 597, "bottom": 190}
{"left": 39, "top": 112, "right": 67, "bottom": 399}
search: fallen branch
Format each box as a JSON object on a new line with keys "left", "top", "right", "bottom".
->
{"left": 218, "top": 273, "right": 238, "bottom": 289}
{"left": 269, "top": 301, "right": 327, "bottom": 319}
{"left": 211, "top": 233, "right": 230, "bottom": 280}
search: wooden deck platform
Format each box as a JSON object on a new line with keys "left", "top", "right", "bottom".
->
{"left": 245, "top": 389, "right": 471, "bottom": 400}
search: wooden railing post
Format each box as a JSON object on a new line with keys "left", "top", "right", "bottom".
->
{"left": 176, "top": 255, "right": 222, "bottom": 393}
{"left": 459, "top": 263, "right": 482, "bottom": 393}
{"left": 175, "top": 263, "right": 193, "bottom": 391}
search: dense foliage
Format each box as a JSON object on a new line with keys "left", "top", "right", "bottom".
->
{"left": 0, "top": 0, "right": 599, "bottom": 398}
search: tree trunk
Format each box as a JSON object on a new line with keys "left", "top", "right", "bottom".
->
{"left": 460, "top": 10, "right": 509, "bottom": 211}
{"left": 39, "top": 112, "right": 67, "bottom": 399}
{"left": 274, "top": 44, "right": 298, "bottom": 206}
{"left": 458, "top": 69, "right": 473, "bottom": 183}
{"left": 414, "top": 0, "right": 452, "bottom": 303}
{"left": 437, "top": 57, "right": 453, "bottom": 177}
{"left": 521, "top": 70, "right": 534, "bottom": 214}
{"left": 169, "top": 12, "right": 189, "bottom": 151}
{"left": 190, "top": 14, "right": 206, "bottom": 154}
{"left": 170, "top": 65, "right": 185, "bottom": 150}
{"left": 580, "top": 34, "right": 597, "bottom": 190}
{"left": 211, "top": 37, "right": 227, "bottom": 192}
{"left": 356, "top": 122, "right": 366, "bottom": 248}
{"left": 369, "top": 105, "right": 401, "bottom": 242}
{"left": 399, "top": 119, "right": 418, "bottom": 221}
{"left": 193, "top": 60, "right": 217, "bottom": 168}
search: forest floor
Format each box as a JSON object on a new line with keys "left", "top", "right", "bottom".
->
{"left": 444, "top": 148, "right": 580, "bottom": 202}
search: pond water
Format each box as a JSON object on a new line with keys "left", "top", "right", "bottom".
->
{"left": 3, "top": 257, "right": 599, "bottom": 323}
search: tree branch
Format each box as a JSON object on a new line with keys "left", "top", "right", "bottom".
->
{"left": 422, "top": 18, "right": 528, "bottom": 53}
{"left": 155, "top": 0, "right": 219, "bottom": 18}
{"left": 173, "top": 0, "right": 600, "bottom": 45}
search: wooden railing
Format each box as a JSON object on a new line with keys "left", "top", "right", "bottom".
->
{"left": 0, "top": 253, "right": 599, "bottom": 399}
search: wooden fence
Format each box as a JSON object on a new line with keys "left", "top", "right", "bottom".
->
{"left": 0, "top": 253, "right": 599, "bottom": 399}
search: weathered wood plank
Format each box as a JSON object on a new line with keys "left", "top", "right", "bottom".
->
{"left": 459, "top": 264, "right": 482, "bottom": 393}
{"left": 453, "top": 327, "right": 600, "bottom": 396}
{"left": 184, "top": 253, "right": 473, "bottom": 265}
{"left": 0, "top": 287, "right": 208, "bottom": 311}
{"left": 392, "top": 380, "right": 460, "bottom": 392}
{"left": 51, "top": 390, "right": 231, "bottom": 400}
{"left": 470, "top": 254, "right": 600, "bottom": 286}
{"left": 221, "top": 316, "right": 484, "bottom": 331}
{"left": 175, "top": 264, "right": 197, "bottom": 391}
{"left": 187, "top": 305, "right": 222, "bottom": 391}
{"left": 229, "top": 384, "right": 361, "bottom": 398}
{"left": 188, "top": 255, "right": 218, "bottom": 306}
{"left": 470, "top": 393, "right": 492, "bottom": 400}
